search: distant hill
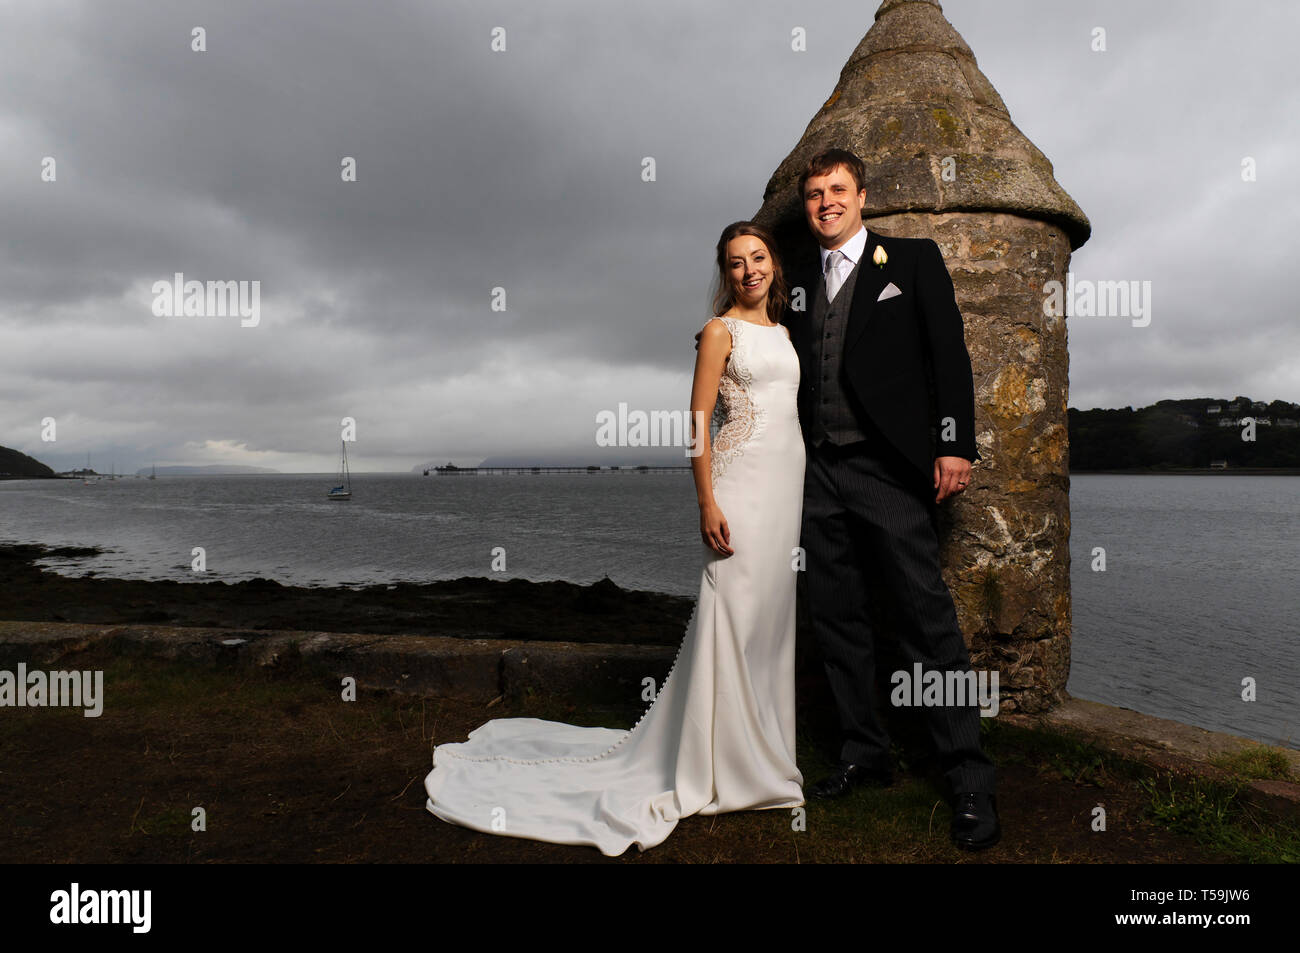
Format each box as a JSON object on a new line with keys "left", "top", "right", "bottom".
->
{"left": 0, "top": 446, "right": 56, "bottom": 480}
{"left": 1069, "top": 396, "right": 1300, "bottom": 470}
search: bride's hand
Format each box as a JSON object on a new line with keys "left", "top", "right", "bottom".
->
{"left": 699, "top": 501, "right": 733, "bottom": 555}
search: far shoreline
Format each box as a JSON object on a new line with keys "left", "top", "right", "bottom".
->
{"left": 6, "top": 466, "right": 1300, "bottom": 482}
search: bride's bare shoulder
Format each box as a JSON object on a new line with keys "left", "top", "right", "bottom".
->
{"left": 699, "top": 316, "right": 733, "bottom": 339}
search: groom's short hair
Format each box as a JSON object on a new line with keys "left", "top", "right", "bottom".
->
{"left": 797, "top": 148, "right": 867, "bottom": 199}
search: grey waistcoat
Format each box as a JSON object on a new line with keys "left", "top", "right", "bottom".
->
{"left": 807, "top": 254, "right": 868, "bottom": 446}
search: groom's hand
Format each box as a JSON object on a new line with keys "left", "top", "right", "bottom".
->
{"left": 933, "top": 456, "right": 971, "bottom": 503}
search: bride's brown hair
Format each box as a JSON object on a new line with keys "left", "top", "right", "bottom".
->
{"left": 710, "top": 222, "right": 789, "bottom": 326}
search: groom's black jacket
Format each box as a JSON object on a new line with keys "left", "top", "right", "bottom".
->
{"left": 783, "top": 229, "right": 981, "bottom": 488}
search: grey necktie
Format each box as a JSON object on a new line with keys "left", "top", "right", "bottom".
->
{"left": 825, "top": 249, "right": 845, "bottom": 303}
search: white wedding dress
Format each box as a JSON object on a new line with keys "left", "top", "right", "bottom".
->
{"left": 424, "top": 315, "right": 806, "bottom": 855}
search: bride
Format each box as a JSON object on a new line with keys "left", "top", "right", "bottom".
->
{"left": 424, "top": 221, "right": 806, "bottom": 856}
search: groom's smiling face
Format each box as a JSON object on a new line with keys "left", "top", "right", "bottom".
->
{"left": 803, "top": 164, "right": 866, "bottom": 250}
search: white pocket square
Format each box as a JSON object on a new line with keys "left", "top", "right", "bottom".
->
{"left": 877, "top": 282, "right": 902, "bottom": 302}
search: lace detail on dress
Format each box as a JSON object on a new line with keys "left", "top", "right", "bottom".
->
{"left": 708, "top": 317, "right": 767, "bottom": 487}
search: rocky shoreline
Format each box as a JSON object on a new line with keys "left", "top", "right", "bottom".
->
{"left": 0, "top": 542, "right": 695, "bottom": 646}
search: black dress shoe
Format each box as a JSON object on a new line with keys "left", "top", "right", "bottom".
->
{"left": 808, "top": 761, "right": 893, "bottom": 799}
{"left": 950, "top": 792, "right": 1000, "bottom": 850}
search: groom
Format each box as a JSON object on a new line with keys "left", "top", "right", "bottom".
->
{"left": 787, "top": 148, "right": 999, "bottom": 850}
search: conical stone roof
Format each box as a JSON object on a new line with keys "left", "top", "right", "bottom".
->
{"left": 755, "top": 0, "right": 1090, "bottom": 250}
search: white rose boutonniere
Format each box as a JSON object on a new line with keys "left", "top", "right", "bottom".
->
{"left": 873, "top": 245, "right": 888, "bottom": 269}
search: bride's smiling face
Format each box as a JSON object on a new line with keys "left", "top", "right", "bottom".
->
{"left": 726, "top": 235, "right": 773, "bottom": 307}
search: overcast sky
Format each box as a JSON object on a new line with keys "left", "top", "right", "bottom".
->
{"left": 2, "top": 0, "right": 1296, "bottom": 472}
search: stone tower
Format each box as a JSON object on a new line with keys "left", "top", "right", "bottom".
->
{"left": 757, "top": 0, "right": 1090, "bottom": 712}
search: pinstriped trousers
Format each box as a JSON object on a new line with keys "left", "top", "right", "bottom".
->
{"left": 801, "top": 434, "right": 996, "bottom": 795}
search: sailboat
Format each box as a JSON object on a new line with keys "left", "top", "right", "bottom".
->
{"left": 149, "top": 462, "right": 156, "bottom": 480}
{"left": 327, "top": 440, "right": 352, "bottom": 500}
